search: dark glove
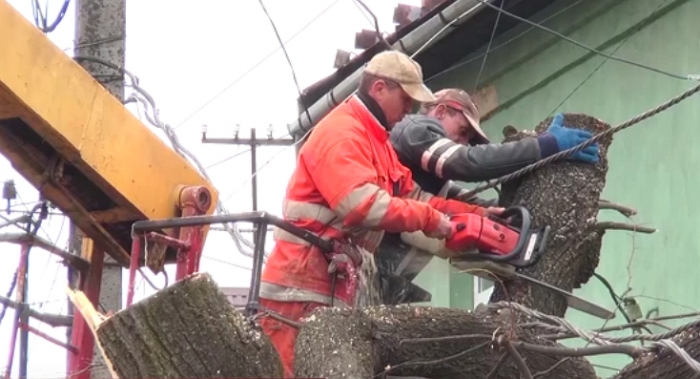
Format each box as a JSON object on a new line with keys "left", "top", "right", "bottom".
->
{"left": 536, "top": 113, "right": 600, "bottom": 163}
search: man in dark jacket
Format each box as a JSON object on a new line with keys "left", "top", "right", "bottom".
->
{"left": 375, "top": 88, "right": 600, "bottom": 305}
{"left": 389, "top": 88, "right": 600, "bottom": 203}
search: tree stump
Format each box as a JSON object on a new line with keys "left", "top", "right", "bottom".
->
{"left": 493, "top": 113, "right": 615, "bottom": 317}
{"left": 92, "top": 273, "right": 283, "bottom": 378}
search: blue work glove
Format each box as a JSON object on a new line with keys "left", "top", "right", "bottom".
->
{"left": 537, "top": 113, "right": 600, "bottom": 164}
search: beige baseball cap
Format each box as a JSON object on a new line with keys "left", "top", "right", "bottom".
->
{"left": 430, "top": 88, "right": 489, "bottom": 144}
{"left": 364, "top": 51, "right": 436, "bottom": 103}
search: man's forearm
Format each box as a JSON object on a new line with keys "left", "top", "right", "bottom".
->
{"left": 439, "top": 137, "right": 542, "bottom": 182}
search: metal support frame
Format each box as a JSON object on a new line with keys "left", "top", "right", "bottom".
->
{"left": 126, "top": 185, "right": 212, "bottom": 307}
{"left": 129, "top": 211, "right": 332, "bottom": 316}
{"left": 1, "top": 214, "right": 86, "bottom": 379}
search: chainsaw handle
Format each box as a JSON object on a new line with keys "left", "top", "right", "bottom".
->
{"left": 493, "top": 206, "right": 527, "bottom": 228}
{"left": 477, "top": 205, "right": 532, "bottom": 262}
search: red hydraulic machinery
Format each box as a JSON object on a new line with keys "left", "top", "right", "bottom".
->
{"left": 0, "top": 2, "right": 231, "bottom": 378}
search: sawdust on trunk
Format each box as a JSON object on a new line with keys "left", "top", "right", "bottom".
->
{"left": 94, "top": 273, "right": 283, "bottom": 379}
{"left": 294, "top": 114, "right": 700, "bottom": 379}
{"left": 492, "top": 114, "right": 614, "bottom": 317}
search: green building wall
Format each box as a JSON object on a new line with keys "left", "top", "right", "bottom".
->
{"left": 419, "top": 0, "right": 700, "bottom": 374}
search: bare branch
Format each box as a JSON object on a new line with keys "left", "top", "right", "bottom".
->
{"left": 596, "top": 221, "right": 656, "bottom": 234}
{"left": 504, "top": 339, "right": 533, "bottom": 379}
{"left": 485, "top": 352, "right": 509, "bottom": 379}
{"left": 598, "top": 200, "right": 638, "bottom": 217}
{"left": 540, "top": 311, "right": 700, "bottom": 340}
{"left": 513, "top": 341, "right": 644, "bottom": 358}
{"left": 384, "top": 341, "right": 492, "bottom": 374}
{"left": 533, "top": 358, "right": 572, "bottom": 378}
{"left": 399, "top": 334, "right": 493, "bottom": 345}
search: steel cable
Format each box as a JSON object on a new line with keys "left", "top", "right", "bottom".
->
{"left": 462, "top": 81, "right": 700, "bottom": 198}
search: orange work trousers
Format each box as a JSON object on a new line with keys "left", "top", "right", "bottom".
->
{"left": 258, "top": 298, "right": 326, "bottom": 378}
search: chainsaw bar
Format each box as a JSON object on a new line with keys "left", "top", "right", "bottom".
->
{"left": 513, "top": 272, "right": 615, "bottom": 320}
{"left": 449, "top": 257, "right": 616, "bottom": 320}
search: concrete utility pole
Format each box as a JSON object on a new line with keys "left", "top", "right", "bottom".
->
{"left": 72, "top": 1, "right": 126, "bottom": 378}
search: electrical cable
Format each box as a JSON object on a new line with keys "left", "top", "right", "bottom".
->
{"left": 472, "top": 0, "right": 700, "bottom": 82}
{"left": 31, "top": 0, "right": 70, "bottom": 33}
{"left": 72, "top": 55, "right": 276, "bottom": 257}
{"left": 547, "top": 0, "right": 672, "bottom": 118}
{"left": 350, "top": 0, "right": 375, "bottom": 28}
{"left": 257, "top": 0, "right": 313, "bottom": 125}
{"left": 425, "top": 0, "right": 587, "bottom": 83}
{"left": 214, "top": 0, "right": 389, "bottom": 203}
{"left": 461, "top": 80, "right": 700, "bottom": 198}
{"left": 473, "top": 0, "right": 505, "bottom": 93}
{"left": 351, "top": 0, "right": 392, "bottom": 49}
{"left": 172, "top": 0, "right": 342, "bottom": 130}
{"left": 205, "top": 147, "right": 258, "bottom": 170}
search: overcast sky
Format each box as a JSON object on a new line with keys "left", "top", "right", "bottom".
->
{"left": 0, "top": 0, "right": 422, "bottom": 377}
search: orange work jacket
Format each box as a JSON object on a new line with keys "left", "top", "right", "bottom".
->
{"left": 260, "top": 95, "right": 486, "bottom": 307}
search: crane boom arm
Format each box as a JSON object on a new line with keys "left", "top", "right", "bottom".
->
{"left": 0, "top": 1, "right": 219, "bottom": 266}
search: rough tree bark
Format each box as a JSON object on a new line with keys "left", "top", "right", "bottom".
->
{"left": 294, "top": 114, "right": 612, "bottom": 379}
{"left": 80, "top": 114, "right": 700, "bottom": 379}
{"left": 295, "top": 114, "right": 700, "bottom": 379}
{"left": 295, "top": 305, "right": 596, "bottom": 379}
{"left": 94, "top": 272, "right": 283, "bottom": 378}
{"left": 492, "top": 114, "right": 614, "bottom": 317}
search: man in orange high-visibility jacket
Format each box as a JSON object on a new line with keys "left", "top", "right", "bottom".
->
{"left": 256, "top": 51, "right": 499, "bottom": 377}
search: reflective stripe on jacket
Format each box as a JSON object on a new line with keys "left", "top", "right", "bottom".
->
{"left": 390, "top": 114, "right": 543, "bottom": 193}
{"left": 260, "top": 95, "right": 487, "bottom": 307}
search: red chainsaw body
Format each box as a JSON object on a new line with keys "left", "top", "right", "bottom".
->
{"left": 445, "top": 213, "right": 520, "bottom": 255}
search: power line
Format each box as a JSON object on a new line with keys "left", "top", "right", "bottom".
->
{"left": 204, "top": 147, "right": 254, "bottom": 170}
{"left": 472, "top": 0, "right": 699, "bottom": 82}
{"left": 172, "top": 0, "right": 342, "bottom": 130}
{"left": 256, "top": 0, "right": 312, "bottom": 125}
{"left": 425, "top": 0, "right": 587, "bottom": 83}
{"left": 461, "top": 79, "right": 700, "bottom": 198}
{"left": 31, "top": 0, "right": 71, "bottom": 33}
{"left": 547, "top": 0, "right": 672, "bottom": 118}
{"left": 71, "top": 55, "right": 260, "bottom": 258}
{"left": 473, "top": 0, "right": 505, "bottom": 92}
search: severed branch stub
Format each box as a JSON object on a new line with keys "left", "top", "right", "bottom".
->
{"left": 599, "top": 199, "right": 638, "bottom": 218}
{"left": 596, "top": 221, "right": 656, "bottom": 234}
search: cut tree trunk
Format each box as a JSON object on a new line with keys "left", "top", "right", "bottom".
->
{"left": 294, "top": 305, "right": 597, "bottom": 379}
{"left": 296, "top": 113, "right": 698, "bottom": 379}
{"left": 493, "top": 114, "right": 614, "bottom": 317}
{"left": 70, "top": 113, "right": 700, "bottom": 379}
{"left": 94, "top": 272, "right": 283, "bottom": 379}
{"left": 614, "top": 328, "right": 700, "bottom": 379}
{"left": 294, "top": 113, "right": 617, "bottom": 379}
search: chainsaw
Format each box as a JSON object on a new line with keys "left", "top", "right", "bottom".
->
{"left": 375, "top": 206, "right": 615, "bottom": 320}
{"left": 445, "top": 205, "right": 614, "bottom": 320}
{"left": 444, "top": 205, "right": 549, "bottom": 277}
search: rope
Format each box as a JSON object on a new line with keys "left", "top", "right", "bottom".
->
{"left": 462, "top": 82, "right": 700, "bottom": 198}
